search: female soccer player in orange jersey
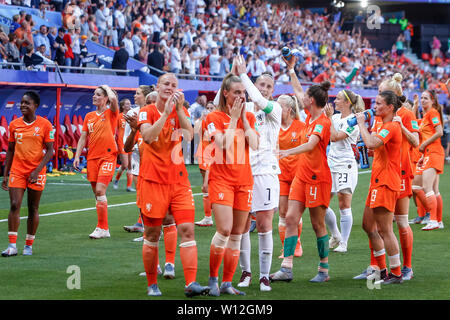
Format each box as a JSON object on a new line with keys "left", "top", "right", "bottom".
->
{"left": 271, "top": 81, "right": 332, "bottom": 283}
{"left": 412, "top": 90, "right": 445, "bottom": 231}
{"left": 2, "top": 91, "right": 54, "bottom": 257}
{"left": 276, "top": 95, "right": 304, "bottom": 258}
{"left": 73, "top": 84, "right": 119, "bottom": 239}
{"left": 194, "top": 101, "right": 216, "bottom": 227}
{"left": 113, "top": 98, "right": 133, "bottom": 191}
{"left": 137, "top": 73, "right": 208, "bottom": 297}
{"left": 205, "top": 74, "right": 259, "bottom": 296}
{"left": 358, "top": 90, "right": 404, "bottom": 284}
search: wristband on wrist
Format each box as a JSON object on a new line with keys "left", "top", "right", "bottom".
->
{"left": 289, "top": 69, "right": 295, "bottom": 74}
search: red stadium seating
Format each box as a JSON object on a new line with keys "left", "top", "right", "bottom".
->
{"left": 0, "top": 116, "right": 9, "bottom": 153}
{"left": 63, "top": 114, "right": 77, "bottom": 148}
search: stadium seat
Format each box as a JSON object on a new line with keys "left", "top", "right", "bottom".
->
{"left": 422, "top": 53, "right": 430, "bottom": 60}
{"left": 72, "top": 115, "right": 81, "bottom": 141}
{"left": 63, "top": 114, "right": 77, "bottom": 148}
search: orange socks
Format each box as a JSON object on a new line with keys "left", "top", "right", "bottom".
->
{"left": 143, "top": 240, "right": 159, "bottom": 286}
{"left": 425, "top": 191, "right": 437, "bottom": 221}
{"left": 163, "top": 224, "right": 177, "bottom": 265}
{"left": 96, "top": 196, "right": 108, "bottom": 230}
{"left": 373, "top": 249, "right": 387, "bottom": 271}
{"left": 436, "top": 193, "right": 443, "bottom": 223}
{"left": 417, "top": 199, "right": 426, "bottom": 217}
{"left": 126, "top": 172, "right": 133, "bottom": 188}
{"left": 398, "top": 226, "right": 413, "bottom": 269}
{"left": 180, "top": 241, "right": 198, "bottom": 286}
{"left": 25, "top": 234, "right": 35, "bottom": 246}
{"left": 203, "top": 194, "right": 211, "bottom": 217}
{"left": 209, "top": 244, "right": 225, "bottom": 278}
{"left": 137, "top": 215, "right": 142, "bottom": 225}
{"left": 222, "top": 234, "right": 241, "bottom": 282}
{"left": 8, "top": 232, "right": 18, "bottom": 245}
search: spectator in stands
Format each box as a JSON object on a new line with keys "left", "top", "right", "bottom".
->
{"left": 72, "top": 26, "right": 82, "bottom": 70}
{"left": 122, "top": 31, "right": 134, "bottom": 57}
{"left": 79, "top": 35, "right": 89, "bottom": 68}
{"left": 208, "top": 46, "right": 221, "bottom": 77}
{"left": 14, "top": 21, "right": 33, "bottom": 55}
{"left": 34, "top": 25, "right": 50, "bottom": 58}
{"left": 190, "top": 95, "right": 207, "bottom": 123}
{"left": 111, "top": 40, "right": 129, "bottom": 76}
{"left": 95, "top": 2, "right": 107, "bottom": 44}
{"left": 170, "top": 39, "right": 182, "bottom": 74}
{"left": 431, "top": 36, "right": 441, "bottom": 59}
{"left": 135, "top": 42, "right": 148, "bottom": 63}
{"left": 35, "top": 44, "right": 55, "bottom": 69}
{"left": 51, "top": 0, "right": 63, "bottom": 12}
{"left": 219, "top": 49, "right": 231, "bottom": 78}
{"left": 151, "top": 8, "right": 164, "bottom": 43}
{"left": 114, "top": 3, "right": 126, "bottom": 42}
{"left": 147, "top": 43, "right": 164, "bottom": 76}
{"left": 87, "top": 15, "right": 100, "bottom": 40}
{"left": 6, "top": 33, "right": 20, "bottom": 69}
{"left": 10, "top": 15, "right": 21, "bottom": 34}
{"left": 47, "top": 27, "right": 57, "bottom": 61}
{"left": 131, "top": 27, "right": 142, "bottom": 57}
{"left": 54, "top": 27, "right": 67, "bottom": 67}
{"left": 63, "top": 26, "right": 76, "bottom": 72}
{"left": 79, "top": 14, "right": 89, "bottom": 37}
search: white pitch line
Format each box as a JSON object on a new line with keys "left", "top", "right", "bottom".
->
{"left": 0, "top": 193, "right": 204, "bottom": 223}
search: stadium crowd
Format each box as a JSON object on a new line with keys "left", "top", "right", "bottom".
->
{"left": 0, "top": 0, "right": 448, "bottom": 93}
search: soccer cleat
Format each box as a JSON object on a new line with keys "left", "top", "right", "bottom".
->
{"left": 133, "top": 236, "right": 144, "bottom": 242}
{"left": 184, "top": 282, "right": 210, "bottom": 298}
{"left": 409, "top": 216, "right": 424, "bottom": 224}
{"left": 377, "top": 272, "right": 403, "bottom": 285}
{"left": 123, "top": 223, "right": 144, "bottom": 233}
{"left": 369, "top": 268, "right": 387, "bottom": 283}
{"left": 163, "top": 263, "right": 175, "bottom": 279}
{"left": 139, "top": 272, "right": 146, "bottom": 277}
{"left": 126, "top": 187, "right": 136, "bottom": 192}
{"left": 158, "top": 264, "right": 162, "bottom": 275}
{"left": 147, "top": 284, "right": 162, "bottom": 296}
{"left": 207, "top": 277, "right": 220, "bottom": 297}
{"left": 329, "top": 235, "right": 341, "bottom": 249}
{"left": 422, "top": 220, "right": 439, "bottom": 231}
{"left": 401, "top": 266, "right": 414, "bottom": 281}
{"left": 249, "top": 219, "right": 257, "bottom": 233}
{"left": 438, "top": 221, "right": 444, "bottom": 229}
{"left": 195, "top": 216, "right": 213, "bottom": 227}
{"left": 113, "top": 180, "right": 119, "bottom": 189}
{"left": 220, "top": 282, "right": 246, "bottom": 296}
{"left": 353, "top": 266, "right": 376, "bottom": 280}
{"left": 1, "top": 245, "right": 18, "bottom": 257}
{"left": 309, "top": 271, "right": 330, "bottom": 283}
{"left": 89, "top": 227, "right": 110, "bottom": 239}
{"left": 294, "top": 241, "right": 303, "bottom": 257}
{"left": 333, "top": 242, "right": 347, "bottom": 253}
{"left": 420, "top": 213, "right": 430, "bottom": 225}
{"left": 237, "top": 271, "right": 252, "bottom": 287}
{"left": 23, "top": 245, "right": 33, "bottom": 256}
{"left": 259, "top": 276, "right": 272, "bottom": 291}
{"left": 269, "top": 267, "right": 293, "bottom": 282}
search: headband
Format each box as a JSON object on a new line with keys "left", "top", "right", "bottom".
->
{"left": 342, "top": 90, "right": 352, "bottom": 104}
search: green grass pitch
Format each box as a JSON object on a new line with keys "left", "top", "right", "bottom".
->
{"left": 0, "top": 164, "right": 449, "bottom": 300}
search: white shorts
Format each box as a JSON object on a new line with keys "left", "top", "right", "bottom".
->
{"left": 130, "top": 149, "right": 140, "bottom": 176}
{"left": 331, "top": 166, "right": 358, "bottom": 194}
{"left": 251, "top": 174, "right": 280, "bottom": 212}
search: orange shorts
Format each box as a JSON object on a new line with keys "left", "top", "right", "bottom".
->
{"left": 365, "top": 185, "right": 399, "bottom": 213}
{"left": 136, "top": 175, "right": 142, "bottom": 209}
{"left": 288, "top": 176, "right": 331, "bottom": 208}
{"left": 141, "top": 212, "right": 190, "bottom": 227}
{"left": 417, "top": 152, "right": 445, "bottom": 175}
{"left": 398, "top": 176, "right": 412, "bottom": 199}
{"left": 279, "top": 180, "right": 292, "bottom": 197}
{"left": 209, "top": 180, "right": 253, "bottom": 212}
{"left": 86, "top": 156, "right": 117, "bottom": 184}
{"left": 138, "top": 179, "right": 195, "bottom": 222}
{"left": 8, "top": 170, "right": 46, "bottom": 191}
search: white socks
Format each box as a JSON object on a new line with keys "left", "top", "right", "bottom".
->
{"left": 339, "top": 208, "right": 353, "bottom": 244}
{"left": 325, "top": 207, "right": 341, "bottom": 239}
{"left": 258, "top": 230, "right": 273, "bottom": 279}
{"left": 239, "top": 231, "right": 251, "bottom": 273}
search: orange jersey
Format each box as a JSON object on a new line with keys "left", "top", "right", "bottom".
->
{"left": 137, "top": 104, "right": 190, "bottom": 184}
{"left": 116, "top": 112, "right": 126, "bottom": 153}
{"left": 82, "top": 108, "right": 119, "bottom": 160}
{"left": 205, "top": 110, "right": 256, "bottom": 186}
{"left": 278, "top": 119, "right": 305, "bottom": 182}
{"left": 397, "top": 106, "right": 419, "bottom": 179}
{"left": 196, "top": 119, "right": 213, "bottom": 171}
{"left": 419, "top": 108, "right": 444, "bottom": 155}
{"left": 8, "top": 116, "right": 54, "bottom": 176}
{"left": 295, "top": 113, "right": 331, "bottom": 184}
{"left": 371, "top": 120, "right": 402, "bottom": 192}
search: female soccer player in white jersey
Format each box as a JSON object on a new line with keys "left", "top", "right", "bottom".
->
{"left": 323, "top": 90, "right": 365, "bottom": 253}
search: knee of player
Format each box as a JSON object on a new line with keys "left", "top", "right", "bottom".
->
{"left": 9, "top": 200, "right": 22, "bottom": 213}
{"left": 310, "top": 220, "right": 326, "bottom": 234}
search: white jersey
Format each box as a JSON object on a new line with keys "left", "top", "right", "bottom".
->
{"left": 327, "top": 113, "right": 359, "bottom": 172}
{"left": 246, "top": 101, "right": 282, "bottom": 176}
{"left": 123, "top": 106, "right": 140, "bottom": 152}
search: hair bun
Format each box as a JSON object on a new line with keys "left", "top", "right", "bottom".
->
{"left": 399, "top": 95, "right": 407, "bottom": 103}
{"left": 393, "top": 73, "right": 403, "bottom": 83}
{"left": 320, "top": 81, "right": 331, "bottom": 91}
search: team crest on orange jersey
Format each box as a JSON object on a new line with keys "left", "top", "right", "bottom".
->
{"left": 218, "top": 193, "right": 224, "bottom": 200}
{"left": 33, "top": 127, "right": 41, "bottom": 136}
{"left": 146, "top": 203, "right": 152, "bottom": 212}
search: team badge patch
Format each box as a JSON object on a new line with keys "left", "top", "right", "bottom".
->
{"left": 432, "top": 117, "right": 439, "bottom": 125}
{"left": 379, "top": 129, "right": 390, "bottom": 138}
{"left": 346, "top": 126, "right": 355, "bottom": 134}
{"left": 207, "top": 123, "right": 216, "bottom": 134}
{"left": 313, "top": 124, "right": 323, "bottom": 133}
{"left": 139, "top": 112, "right": 147, "bottom": 121}
{"left": 411, "top": 120, "right": 419, "bottom": 130}
{"left": 49, "top": 129, "right": 55, "bottom": 139}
